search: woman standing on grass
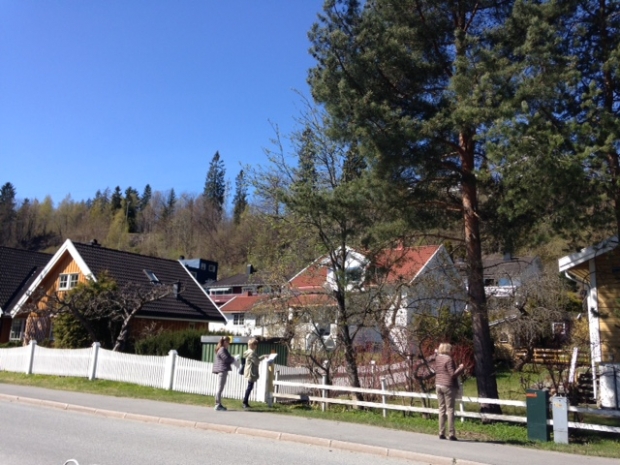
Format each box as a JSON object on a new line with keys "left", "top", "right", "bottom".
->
{"left": 212, "top": 336, "right": 235, "bottom": 411}
{"left": 434, "top": 343, "right": 464, "bottom": 441}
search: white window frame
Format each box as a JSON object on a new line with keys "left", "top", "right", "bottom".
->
{"left": 58, "top": 273, "right": 79, "bottom": 290}
{"left": 9, "top": 319, "right": 25, "bottom": 341}
{"left": 233, "top": 313, "right": 245, "bottom": 325}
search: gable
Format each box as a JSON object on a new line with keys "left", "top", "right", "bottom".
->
{"left": 12, "top": 239, "right": 225, "bottom": 323}
{"left": 289, "top": 245, "right": 443, "bottom": 293}
{"left": 559, "top": 236, "right": 619, "bottom": 274}
{"left": 0, "top": 247, "right": 52, "bottom": 314}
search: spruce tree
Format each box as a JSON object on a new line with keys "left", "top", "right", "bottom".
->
{"left": 232, "top": 170, "right": 248, "bottom": 225}
{"left": 0, "top": 182, "right": 17, "bottom": 246}
{"left": 140, "top": 184, "right": 152, "bottom": 211}
{"left": 203, "top": 151, "right": 226, "bottom": 217}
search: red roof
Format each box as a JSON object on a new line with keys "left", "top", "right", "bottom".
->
{"left": 289, "top": 263, "right": 328, "bottom": 291}
{"left": 289, "top": 245, "right": 441, "bottom": 291}
{"left": 375, "top": 245, "right": 440, "bottom": 284}
{"left": 220, "top": 294, "right": 267, "bottom": 313}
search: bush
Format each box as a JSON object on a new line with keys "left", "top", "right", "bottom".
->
{"left": 134, "top": 328, "right": 209, "bottom": 360}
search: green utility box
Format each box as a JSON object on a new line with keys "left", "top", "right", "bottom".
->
{"left": 526, "top": 389, "right": 550, "bottom": 442}
{"left": 201, "top": 335, "right": 288, "bottom": 366}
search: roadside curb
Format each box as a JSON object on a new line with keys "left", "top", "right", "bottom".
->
{"left": 0, "top": 393, "right": 489, "bottom": 465}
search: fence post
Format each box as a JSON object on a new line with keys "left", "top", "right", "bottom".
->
{"left": 164, "top": 350, "right": 178, "bottom": 390}
{"left": 371, "top": 360, "right": 376, "bottom": 388}
{"left": 26, "top": 340, "right": 37, "bottom": 375}
{"left": 269, "top": 370, "right": 280, "bottom": 408}
{"left": 88, "top": 342, "right": 100, "bottom": 381}
{"left": 321, "top": 360, "right": 329, "bottom": 412}
{"left": 380, "top": 376, "right": 387, "bottom": 418}
{"left": 257, "top": 359, "right": 275, "bottom": 405}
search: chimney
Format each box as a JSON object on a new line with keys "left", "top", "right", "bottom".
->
{"left": 173, "top": 281, "right": 181, "bottom": 299}
{"left": 247, "top": 264, "right": 254, "bottom": 275}
{"left": 503, "top": 252, "right": 513, "bottom": 261}
{"left": 90, "top": 239, "right": 100, "bottom": 247}
{"left": 179, "top": 255, "right": 185, "bottom": 260}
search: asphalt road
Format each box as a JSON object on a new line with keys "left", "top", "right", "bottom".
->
{"left": 1, "top": 402, "right": 425, "bottom": 465}
{"left": 1, "top": 383, "right": 618, "bottom": 465}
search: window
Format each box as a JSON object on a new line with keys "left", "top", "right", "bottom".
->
{"left": 143, "top": 269, "right": 160, "bottom": 284}
{"left": 233, "top": 313, "right": 245, "bottom": 325}
{"left": 552, "top": 322, "right": 567, "bottom": 337}
{"left": 9, "top": 319, "right": 25, "bottom": 341}
{"left": 208, "top": 264, "right": 216, "bottom": 272}
{"left": 200, "top": 263, "right": 207, "bottom": 270}
{"left": 209, "top": 288, "right": 230, "bottom": 295}
{"left": 58, "top": 273, "right": 79, "bottom": 290}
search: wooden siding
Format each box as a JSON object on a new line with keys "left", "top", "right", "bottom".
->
{"left": 594, "top": 250, "right": 620, "bottom": 362}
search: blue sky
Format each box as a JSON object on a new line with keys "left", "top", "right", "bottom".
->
{"left": 0, "top": 1, "right": 325, "bottom": 205}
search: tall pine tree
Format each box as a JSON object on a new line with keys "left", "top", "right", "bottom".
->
{"left": 203, "top": 151, "right": 226, "bottom": 218}
{"left": 232, "top": 170, "right": 248, "bottom": 225}
{"left": 308, "top": 0, "right": 525, "bottom": 407}
{"left": 0, "top": 182, "right": 17, "bottom": 246}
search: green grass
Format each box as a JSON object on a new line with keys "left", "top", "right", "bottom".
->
{"left": 1, "top": 370, "right": 618, "bottom": 459}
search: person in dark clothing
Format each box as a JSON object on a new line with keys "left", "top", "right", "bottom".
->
{"left": 212, "top": 336, "right": 235, "bottom": 411}
{"left": 434, "top": 343, "right": 464, "bottom": 440}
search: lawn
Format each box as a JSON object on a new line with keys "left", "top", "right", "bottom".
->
{"left": 0, "top": 369, "right": 618, "bottom": 459}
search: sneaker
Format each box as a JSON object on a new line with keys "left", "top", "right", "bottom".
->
{"left": 214, "top": 404, "right": 227, "bottom": 411}
{"left": 449, "top": 436, "right": 458, "bottom": 441}
{"left": 439, "top": 434, "right": 446, "bottom": 440}
{"left": 242, "top": 403, "right": 250, "bottom": 409}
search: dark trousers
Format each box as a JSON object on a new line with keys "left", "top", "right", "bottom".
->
{"left": 243, "top": 380, "right": 255, "bottom": 404}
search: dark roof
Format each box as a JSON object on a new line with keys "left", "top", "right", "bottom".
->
{"left": 0, "top": 247, "right": 52, "bottom": 314}
{"left": 482, "top": 255, "right": 541, "bottom": 280}
{"left": 72, "top": 242, "right": 224, "bottom": 322}
{"left": 207, "top": 272, "right": 263, "bottom": 288}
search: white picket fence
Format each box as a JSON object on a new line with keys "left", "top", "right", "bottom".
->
{"left": 0, "top": 341, "right": 263, "bottom": 403}
{"left": 2, "top": 342, "right": 619, "bottom": 442}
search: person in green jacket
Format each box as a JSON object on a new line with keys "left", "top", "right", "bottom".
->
{"left": 242, "top": 338, "right": 269, "bottom": 409}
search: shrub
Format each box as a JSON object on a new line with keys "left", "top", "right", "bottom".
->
{"left": 134, "top": 328, "right": 213, "bottom": 360}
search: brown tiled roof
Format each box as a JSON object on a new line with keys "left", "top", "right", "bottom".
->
{"left": 72, "top": 242, "right": 224, "bottom": 322}
{"left": 0, "top": 247, "right": 52, "bottom": 314}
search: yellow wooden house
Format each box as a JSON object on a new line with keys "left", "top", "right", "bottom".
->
{"left": 559, "top": 237, "right": 620, "bottom": 401}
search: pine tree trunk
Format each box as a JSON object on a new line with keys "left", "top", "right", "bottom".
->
{"left": 460, "top": 133, "right": 502, "bottom": 415}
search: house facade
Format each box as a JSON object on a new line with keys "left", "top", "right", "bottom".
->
{"left": 9, "top": 239, "right": 226, "bottom": 346}
{"left": 0, "top": 246, "right": 53, "bottom": 343}
{"left": 264, "top": 244, "right": 467, "bottom": 352}
{"left": 559, "top": 237, "right": 620, "bottom": 371}
{"left": 208, "top": 293, "right": 267, "bottom": 336}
